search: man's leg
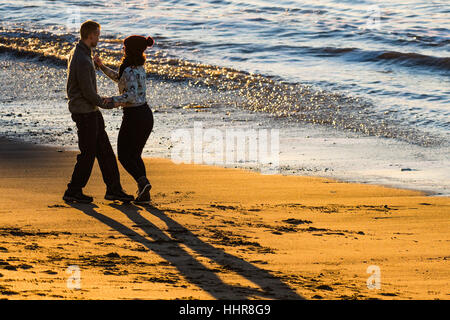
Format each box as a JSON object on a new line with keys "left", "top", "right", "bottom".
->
{"left": 94, "top": 111, "right": 120, "bottom": 190}
{"left": 67, "top": 112, "right": 98, "bottom": 192}
{"left": 94, "top": 111, "right": 133, "bottom": 201}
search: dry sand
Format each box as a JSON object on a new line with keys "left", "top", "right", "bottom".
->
{"left": 0, "top": 137, "right": 449, "bottom": 300}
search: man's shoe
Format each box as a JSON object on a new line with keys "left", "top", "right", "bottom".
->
{"left": 105, "top": 189, "right": 134, "bottom": 202}
{"left": 63, "top": 190, "right": 93, "bottom": 204}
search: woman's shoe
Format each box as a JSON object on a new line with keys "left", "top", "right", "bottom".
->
{"left": 134, "top": 190, "right": 151, "bottom": 205}
{"left": 136, "top": 177, "right": 151, "bottom": 197}
{"left": 135, "top": 176, "right": 152, "bottom": 204}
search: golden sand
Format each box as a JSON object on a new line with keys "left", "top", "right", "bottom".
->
{"left": 0, "top": 138, "right": 448, "bottom": 299}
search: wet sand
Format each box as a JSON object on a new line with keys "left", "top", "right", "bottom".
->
{"left": 1, "top": 54, "right": 449, "bottom": 196}
{"left": 0, "top": 137, "right": 449, "bottom": 300}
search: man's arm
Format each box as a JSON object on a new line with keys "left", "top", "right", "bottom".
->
{"left": 75, "top": 59, "right": 104, "bottom": 107}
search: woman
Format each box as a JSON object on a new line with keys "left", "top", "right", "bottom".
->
{"left": 94, "top": 35, "right": 154, "bottom": 204}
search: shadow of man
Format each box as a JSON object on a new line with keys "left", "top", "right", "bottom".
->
{"left": 141, "top": 204, "right": 303, "bottom": 300}
{"left": 68, "top": 202, "right": 303, "bottom": 299}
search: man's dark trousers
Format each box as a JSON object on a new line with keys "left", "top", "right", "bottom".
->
{"left": 67, "top": 110, "right": 121, "bottom": 192}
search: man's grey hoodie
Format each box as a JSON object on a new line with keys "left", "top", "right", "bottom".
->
{"left": 66, "top": 40, "right": 104, "bottom": 114}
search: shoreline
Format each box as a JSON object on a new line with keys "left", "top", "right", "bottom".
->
{"left": 0, "top": 136, "right": 449, "bottom": 300}
{"left": 13, "top": 136, "right": 447, "bottom": 198}
{"left": 2, "top": 133, "right": 446, "bottom": 198}
{"left": 1, "top": 53, "right": 449, "bottom": 197}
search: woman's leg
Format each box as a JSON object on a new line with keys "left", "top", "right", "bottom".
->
{"left": 118, "top": 112, "right": 142, "bottom": 182}
{"left": 118, "top": 107, "right": 153, "bottom": 182}
{"left": 133, "top": 108, "right": 153, "bottom": 180}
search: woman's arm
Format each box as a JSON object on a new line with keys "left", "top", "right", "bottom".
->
{"left": 94, "top": 55, "right": 119, "bottom": 82}
{"left": 100, "top": 64, "right": 120, "bottom": 82}
{"left": 110, "top": 68, "right": 139, "bottom": 106}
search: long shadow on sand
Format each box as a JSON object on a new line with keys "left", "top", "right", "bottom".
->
{"left": 68, "top": 202, "right": 303, "bottom": 299}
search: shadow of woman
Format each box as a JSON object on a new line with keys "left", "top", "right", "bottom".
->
{"left": 68, "top": 202, "right": 303, "bottom": 299}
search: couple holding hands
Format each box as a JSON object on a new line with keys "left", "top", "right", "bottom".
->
{"left": 63, "top": 20, "right": 154, "bottom": 205}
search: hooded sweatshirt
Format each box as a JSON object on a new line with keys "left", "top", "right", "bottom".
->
{"left": 66, "top": 40, "right": 104, "bottom": 114}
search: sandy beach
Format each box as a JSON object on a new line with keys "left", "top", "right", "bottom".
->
{"left": 0, "top": 137, "right": 448, "bottom": 300}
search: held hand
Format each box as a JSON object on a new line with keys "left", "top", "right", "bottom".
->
{"left": 101, "top": 97, "right": 115, "bottom": 109}
{"left": 93, "top": 54, "right": 103, "bottom": 68}
{"left": 103, "top": 97, "right": 112, "bottom": 104}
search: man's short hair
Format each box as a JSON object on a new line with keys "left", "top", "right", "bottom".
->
{"left": 80, "top": 20, "right": 100, "bottom": 39}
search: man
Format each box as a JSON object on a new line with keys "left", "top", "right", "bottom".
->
{"left": 63, "top": 20, "right": 133, "bottom": 204}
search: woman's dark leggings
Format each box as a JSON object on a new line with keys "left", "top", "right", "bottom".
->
{"left": 118, "top": 103, "right": 153, "bottom": 182}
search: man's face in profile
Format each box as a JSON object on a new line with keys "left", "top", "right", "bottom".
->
{"left": 89, "top": 27, "right": 100, "bottom": 48}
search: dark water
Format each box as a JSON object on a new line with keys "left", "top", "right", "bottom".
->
{"left": 0, "top": 0, "right": 449, "bottom": 146}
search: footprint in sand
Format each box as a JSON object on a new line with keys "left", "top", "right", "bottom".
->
{"left": 282, "top": 218, "right": 312, "bottom": 225}
{"left": 0, "top": 261, "right": 17, "bottom": 271}
{"left": 42, "top": 270, "right": 57, "bottom": 275}
{"left": 316, "top": 284, "right": 334, "bottom": 291}
{"left": 0, "top": 286, "right": 18, "bottom": 296}
{"left": 48, "top": 204, "right": 69, "bottom": 208}
{"left": 24, "top": 243, "right": 40, "bottom": 250}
